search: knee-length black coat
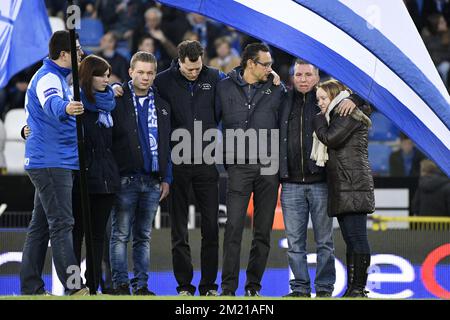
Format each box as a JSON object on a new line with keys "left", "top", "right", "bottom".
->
{"left": 313, "top": 107, "right": 375, "bottom": 217}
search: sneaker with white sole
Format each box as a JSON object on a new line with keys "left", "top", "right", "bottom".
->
{"left": 205, "top": 290, "right": 218, "bottom": 296}
{"left": 178, "top": 290, "right": 193, "bottom": 296}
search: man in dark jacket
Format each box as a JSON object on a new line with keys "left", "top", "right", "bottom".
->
{"left": 216, "top": 43, "right": 286, "bottom": 296}
{"left": 389, "top": 133, "right": 426, "bottom": 177}
{"left": 412, "top": 159, "right": 450, "bottom": 217}
{"left": 279, "top": 59, "right": 360, "bottom": 298}
{"left": 153, "top": 40, "right": 225, "bottom": 296}
{"left": 110, "top": 52, "right": 172, "bottom": 296}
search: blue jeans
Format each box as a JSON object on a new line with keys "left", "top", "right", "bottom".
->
{"left": 337, "top": 214, "right": 370, "bottom": 254}
{"left": 110, "top": 175, "right": 160, "bottom": 290}
{"left": 281, "top": 182, "right": 335, "bottom": 294}
{"left": 20, "top": 168, "right": 81, "bottom": 295}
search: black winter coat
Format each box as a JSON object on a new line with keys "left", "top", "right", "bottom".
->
{"left": 279, "top": 90, "right": 365, "bottom": 183}
{"left": 154, "top": 60, "right": 222, "bottom": 163}
{"left": 279, "top": 89, "right": 326, "bottom": 183}
{"left": 313, "top": 106, "right": 375, "bottom": 217}
{"left": 111, "top": 84, "right": 172, "bottom": 181}
{"left": 74, "top": 109, "right": 120, "bottom": 194}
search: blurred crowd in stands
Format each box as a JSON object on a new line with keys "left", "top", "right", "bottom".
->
{"left": 1, "top": 0, "right": 449, "bottom": 186}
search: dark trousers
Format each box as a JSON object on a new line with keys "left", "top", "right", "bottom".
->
{"left": 221, "top": 164, "right": 279, "bottom": 293}
{"left": 100, "top": 214, "right": 113, "bottom": 292}
{"left": 72, "top": 193, "right": 115, "bottom": 291}
{"left": 169, "top": 164, "right": 219, "bottom": 295}
{"left": 337, "top": 214, "right": 370, "bottom": 254}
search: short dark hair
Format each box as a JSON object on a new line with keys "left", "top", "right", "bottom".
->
{"left": 177, "top": 40, "right": 204, "bottom": 62}
{"left": 48, "top": 30, "right": 78, "bottom": 60}
{"left": 130, "top": 51, "right": 157, "bottom": 69}
{"left": 241, "top": 43, "right": 270, "bottom": 70}
{"left": 138, "top": 34, "right": 154, "bottom": 48}
{"left": 294, "top": 58, "right": 319, "bottom": 75}
{"left": 399, "top": 132, "right": 411, "bottom": 141}
{"left": 78, "top": 55, "right": 112, "bottom": 103}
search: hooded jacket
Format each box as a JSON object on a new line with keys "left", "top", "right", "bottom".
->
{"left": 412, "top": 173, "right": 450, "bottom": 216}
{"left": 313, "top": 105, "right": 375, "bottom": 217}
{"left": 216, "top": 67, "right": 287, "bottom": 165}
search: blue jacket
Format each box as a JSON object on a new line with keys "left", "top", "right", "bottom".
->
{"left": 24, "top": 58, "right": 78, "bottom": 170}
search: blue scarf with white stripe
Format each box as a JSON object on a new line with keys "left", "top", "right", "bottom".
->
{"left": 80, "top": 85, "right": 116, "bottom": 128}
{"left": 128, "top": 81, "right": 159, "bottom": 173}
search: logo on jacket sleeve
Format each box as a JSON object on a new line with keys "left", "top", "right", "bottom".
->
{"left": 43, "top": 88, "right": 59, "bottom": 98}
{"left": 161, "top": 108, "right": 168, "bottom": 116}
{"left": 262, "top": 89, "right": 272, "bottom": 95}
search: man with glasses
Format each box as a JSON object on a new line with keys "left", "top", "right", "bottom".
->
{"left": 215, "top": 43, "right": 286, "bottom": 296}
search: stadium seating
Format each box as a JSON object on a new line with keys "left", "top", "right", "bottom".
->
{"left": 368, "top": 111, "right": 400, "bottom": 142}
{"left": 368, "top": 142, "right": 392, "bottom": 176}
{"left": 78, "top": 18, "right": 104, "bottom": 48}
{"left": 4, "top": 109, "right": 27, "bottom": 174}
{"left": 116, "top": 45, "right": 131, "bottom": 61}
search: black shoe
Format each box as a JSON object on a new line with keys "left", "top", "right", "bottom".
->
{"left": 283, "top": 291, "right": 311, "bottom": 298}
{"left": 113, "top": 283, "right": 131, "bottom": 295}
{"left": 35, "top": 290, "right": 53, "bottom": 296}
{"left": 133, "top": 287, "right": 156, "bottom": 296}
{"left": 220, "top": 289, "right": 235, "bottom": 296}
{"left": 316, "top": 291, "right": 332, "bottom": 298}
{"left": 101, "top": 288, "right": 115, "bottom": 295}
{"left": 343, "top": 253, "right": 371, "bottom": 298}
{"left": 244, "top": 289, "right": 261, "bottom": 297}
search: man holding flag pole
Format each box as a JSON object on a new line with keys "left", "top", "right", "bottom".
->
{"left": 18, "top": 0, "right": 96, "bottom": 295}
{"left": 20, "top": 29, "right": 90, "bottom": 296}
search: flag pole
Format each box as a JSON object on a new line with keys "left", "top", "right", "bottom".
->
{"left": 67, "top": 0, "right": 96, "bottom": 295}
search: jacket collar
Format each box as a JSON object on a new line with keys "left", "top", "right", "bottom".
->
{"left": 43, "top": 57, "right": 72, "bottom": 78}
{"left": 228, "top": 66, "right": 267, "bottom": 89}
{"left": 170, "top": 59, "right": 209, "bottom": 83}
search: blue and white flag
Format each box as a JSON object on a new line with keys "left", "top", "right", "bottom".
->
{"left": 158, "top": 0, "right": 450, "bottom": 176}
{"left": 0, "top": 0, "right": 52, "bottom": 88}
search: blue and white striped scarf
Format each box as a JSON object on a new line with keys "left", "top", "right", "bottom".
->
{"left": 128, "top": 81, "right": 159, "bottom": 172}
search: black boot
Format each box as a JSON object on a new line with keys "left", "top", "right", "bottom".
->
{"left": 343, "top": 252, "right": 354, "bottom": 296}
{"left": 343, "top": 253, "right": 370, "bottom": 298}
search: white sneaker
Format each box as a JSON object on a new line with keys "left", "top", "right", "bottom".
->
{"left": 178, "top": 290, "right": 193, "bottom": 296}
{"left": 205, "top": 290, "right": 218, "bottom": 296}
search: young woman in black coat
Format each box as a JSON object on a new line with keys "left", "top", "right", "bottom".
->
{"left": 72, "top": 55, "right": 120, "bottom": 293}
{"left": 312, "top": 79, "right": 375, "bottom": 298}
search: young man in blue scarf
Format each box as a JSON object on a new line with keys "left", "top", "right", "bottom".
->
{"left": 109, "top": 52, "right": 172, "bottom": 295}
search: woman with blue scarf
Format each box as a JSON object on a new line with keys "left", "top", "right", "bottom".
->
{"left": 72, "top": 55, "right": 120, "bottom": 293}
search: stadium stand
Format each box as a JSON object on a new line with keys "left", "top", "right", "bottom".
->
{"left": 3, "top": 109, "right": 27, "bottom": 174}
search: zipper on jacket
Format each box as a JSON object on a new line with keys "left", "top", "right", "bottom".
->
{"left": 104, "top": 180, "right": 109, "bottom": 193}
{"left": 300, "top": 94, "right": 305, "bottom": 182}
